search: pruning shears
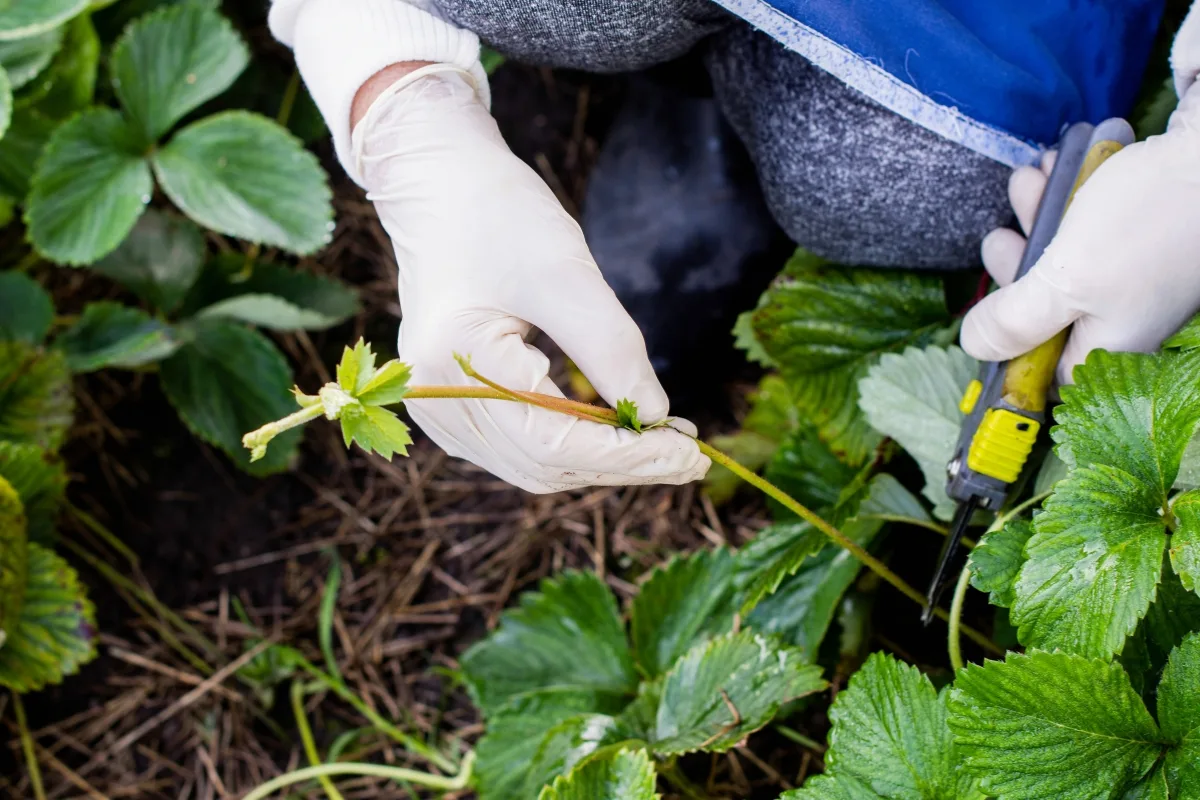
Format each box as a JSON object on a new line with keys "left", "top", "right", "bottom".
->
{"left": 921, "top": 117, "right": 1137, "bottom": 624}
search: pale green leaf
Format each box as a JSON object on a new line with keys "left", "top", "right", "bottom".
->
{"left": 732, "top": 309, "right": 777, "bottom": 368}
{"left": 851, "top": 473, "right": 933, "bottom": 527}
{"left": 336, "top": 339, "right": 374, "bottom": 395}
{"left": 630, "top": 548, "right": 737, "bottom": 678}
{"left": 57, "top": 302, "right": 179, "bottom": 372}
{"left": 0, "top": 442, "right": 65, "bottom": 545}
{"left": 338, "top": 404, "right": 412, "bottom": 460}
{"left": 748, "top": 251, "right": 955, "bottom": 464}
{"left": 0, "top": 341, "right": 73, "bottom": 450}
{"left": 537, "top": 748, "right": 658, "bottom": 800}
{"left": 460, "top": 570, "right": 637, "bottom": 715}
{"left": 111, "top": 2, "right": 249, "bottom": 143}
{"left": 355, "top": 360, "right": 410, "bottom": 407}
{"left": 198, "top": 293, "right": 341, "bottom": 331}
{"left": 616, "top": 398, "right": 642, "bottom": 433}
{"left": 969, "top": 518, "right": 1033, "bottom": 609}
{"left": 765, "top": 424, "right": 857, "bottom": 519}
{"left": 1158, "top": 634, "right": 1200, "bottom": 795}
{"left": 1034, "top": 451, "right": 1070, "bottom": 496}
{"left": 1170, "top": 491, "right": 1200, "bottom": 593}
{"left": 0, "top": 272, "right": 53, "bottom": 343}
{"left": 0, "top": 476, "right": 27, "bottom": 655}
{"left": 159, "top": 319, "right": 299, "bottom": 475}
{"left": 92, "top": 209, "right": 205, "bottom": 313}
{"left": 180, "top": 255, "right": 358, "bottom": 329}
{"left": 1012, "top": 464, "right": 1170, "bottom": 658}
{"left": 0, "top": 542, "right": 97, "bottom": 692}
{"left": 859, "top": 345, "right": 977, "bottom": 519}
{"left": 26, "top": 108, "right": 151, "bottom": 265}
{"left": 645, "top": 631, "right": 826, "bottom": 754}
{"left": 0, "top": 26, "right": 61, "bottom": 89}
{"left": 526, "top": 714, "right": 636, "bottom": 796}
{"left": 947, "top": 650, "right": 1162, "bottom": 800}
{"left": 0, "top": 0, "right": 88, "bottom": 40}
{"left": 824, "top": 653, "right": 965, "bottom": 800}
{"left": 152, "top": 111, "right": 333, "bottom": 255}
{"left": 476, "top": 691, "right": 625, "bottom": 800}
{"left": 0, "top": 67, "right": 12, "bottom": 140}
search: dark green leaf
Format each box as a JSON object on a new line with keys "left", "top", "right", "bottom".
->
{"left": 0, "top": 341, "right": 73, "bottom": 450}
{"left": 0, "top": 442, "right": 65, "bottom": 545}
{"left": 765, "top": 424, "right": 857, "bottom": 520}
{"left": 1135, "top": 78, "right": 1179, "bottom": 140}
{"left": 92, "top": 209, "right": 205, "bottom": 313}
{"left": 0, "top": 272, "right": 53, "bottom": 343}
{"left": 969, "top": 518, "right": 1033, "bottom": 609}
{"left": 824, "top": 653, "right": 971, "bottom": 800}
{"left": 536, "top": 748, "right": 658, "bottom": 800}
{"left": 1013, "top": 465, "right": 1170, "bottom": 658}
{"left": 0, "top": 0, "right": 88, "bottom": 39}
{"left": 630, "top": 548, "right": 737, "bottom": 678}
{"left": 0, "top": 476, "right": 27, "bottom": 658}
{"left": 526, "top": 714, "right": 637, "bottom": 796}
{"left": 57, "top": 302, "right": 179, "bottom": 372}
{"left": 859, "top": 345, "right": 977, "bottom": 519}
{"left": 179, "top": 255, "right": 358, "bottom": 328}
{"left": 111, "top": 2, "right": 249, "bottom": 143}
{"left": 1158, "top": 634, "right": 1200, "bottom": 794}
{"left": 644, "top": 631, "right": 825, "bottom": 754}
{"left": 26, "top": 108, "right": 151, "bottom": 265}
{"left": 152, "top": 111, "right": 332, "bottom": 255}
{"left": 475, "top": 691, "right": 626, "bottom": 800}
{"left": 0, "top": 27, "right": 62, "bottom": 89}
{"left": 0, "top": 109, "right": 53, "bottom": 199}
{"left": 947, "top": 650, "right": 1162, "bottom": 800}
{"left": 159, "top": 319, "right": 299, "bottom": 475}
{"left": 734, "top": 520, "right": 824, "bottom": 614}
{"left": 17, "top": 14, "right": 97, "bottom": 121}
{"left": 1121, "top": 766, "right": 1170, "bottom": 800}
{"left": 748, "top": 251, "right": 955, "bottom": 464}
{"left": 460, "top": 570, "right": 637, "bottom": 715}
{"left": 0, "top": 542, "right": 97, "bottom": 693}
{"left": 1170, "top": 491, "right": 1200, "bottom": 593}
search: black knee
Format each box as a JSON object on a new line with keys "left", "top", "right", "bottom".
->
{"left": 436, "top": 0, "right": 730, "bottom": 72}
{"left": 705, "top": 27, "right": 1012, "bottom": 269}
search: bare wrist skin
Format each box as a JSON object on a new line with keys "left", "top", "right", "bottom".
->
{"left": 351, "top": 61, "right": 433, "bottom": 128}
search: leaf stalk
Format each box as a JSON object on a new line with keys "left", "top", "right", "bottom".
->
{"left": 241, "top": 751, "right": 475, "bottom": 800}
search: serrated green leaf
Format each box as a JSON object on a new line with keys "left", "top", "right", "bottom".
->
{"left": 616, "top": 398, "right": 642, "bottom": 433}
{"left": 644, "top": 631, "right": 826, "bottom": 754}
{"left": 461, "top": 570, "right": 638, "bottom": 715}
{"left": 781, "top": 774, "right": 880, "bottom": 800}
{"left": 746, "top": 515, "right": 883, "bottom": 660}
{"left": 630, "top": 548, "right": 737, "bottom": 678}
{"left": 526, "top": 714, "right": 637, "bottom": 797}
{"left": 749, "top": 252, "right": 955, "bottom": 464}
{"left": 969, "top": 518, "right": 1033, "bottom": 609}
{"left": 92, "top": 209, "right": 204, "bottom": 313}
{"left": 26, "top": 108, "right": 151, "bottom": 265}
{"left": 152, "top": 111, "right": 333, "bottom": 255}
{"left": 536, "top": 748, "right": 658, "bottom": 800}
{"left": 823, "top": 653, "right": 969, "bottom": 800}
{"left": 1054, "top": 350, "right": 1200, "bottom": 501}
{"left": 0, "top": 475, "right": 28, "bottom": 655}
{"left": 1012, "top": 464, "right": 1170, "bottom": 658}
{"left": 1123, "top": 559, "right": 1200, "bottom": 693}
{"left": 0, "top": 442, "right": 65, "bottom": 545}
{"left": 197, "top": 293, "right": 341, "bottom": 331}
{"left": 765, "top": 424, "right": 857, "bottom": 520}
{"left": 179, "top": 254, "right": 358, "bottom": 329}
{"left": 57, "top": 302, "right": 179, "bottom": 372}
{"left": 0, "top": 341, "right": 73, "bottom": 450}
{"left": 732, "top": 309, "right": 777, "bottom": 368}
{"left": 18, "top": 14, "right": 96, "bottom": 121}
{"left": 859, "top": 345, "right": 977, "bottom": 519}
{"left": 0, "top": 542, "right": 97, "bottom": 692}
{"left": 0, "top": 26, "right": 62, "bottom": 89}
{"left": 1121, "top": 766, "right": 1171, "bottom": 800}
{"left": 947, "top": 650, "right": 1162, "bottom": 800}
{"left": 0, "top": 272, "right": 53, "bottom": 343}
{"left": 337, "top": 339, "right": 374, "bottom": 395}
{"left": 159, "top": 319, "right": 299, "bottom": 475}
{"left": 1165, "top": 312, "right": 1200, "bottom": 353}
{"left": 734, "top": 520, "right": 824, "bottom": 614}
{"left": 1170, "top": 491, "right": 1200, "bottom": 593}
{"left": 338, "top": 404, "right": 411, "bottom": 459}
{"left": 0, "top": 0, "right": 88, "bottom": 40}
{"left": 1158, "top": 634, "right": 1200, "bottom": 795}
{"left": 0, "top": 109, "right": 55, "bottom": 199}
{"left": 476, "top": 691, "right": 625, "bottom": 800}
{"left": 111, "top": 2, "right": 249, "bottom": 143}
{"left": 355, "top": 360, "right": 410, "bottom": 407}
{"left": 851, "top": 473, "right": 933, "bottom": 527}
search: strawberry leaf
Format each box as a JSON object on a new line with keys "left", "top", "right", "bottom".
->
{"left": 536, "top": 748, "right": 658, "bottom": 800}
{"left": 0, "top": 442, "right": 65, "bottom": 545}
{"left": 92, "top": 209, "right": 205, "bottom": 314}
{"left": 1157, "top": 634, "right": 1200, "bottom": 794}
{"left": 56, "top": 302, "right": 180, "bottom": 372}
{"left": 337, "top": 404, "right": 411, "bottom": 460}
{"left": 616, "top": 398, "right": 642, "bottom": 433}
{"left": 969, "top": 518, "right": 1033, "bottom": 609}
{"left": 0, "top": 272, "right": 53, "bottom": 344}
{"left": 0, "top": 475, "right": 28, "bottom": 656}
{"left": 0, "top": 341, "right": 73, "bottom": 451}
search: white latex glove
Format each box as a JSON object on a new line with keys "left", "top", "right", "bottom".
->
{"left": 352, "top": 70, "right": 709, "bottom": 493}
{"left": 961, "top": 80, "right": 1200, "bottom": 385}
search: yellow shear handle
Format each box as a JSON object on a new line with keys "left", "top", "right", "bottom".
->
{"left": 1000, "top": 139, "right": 1126, "bottom": 413}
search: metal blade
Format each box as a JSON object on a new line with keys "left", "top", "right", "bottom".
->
{"left": 921, "top": 496, "right": 979, "bottom": 625}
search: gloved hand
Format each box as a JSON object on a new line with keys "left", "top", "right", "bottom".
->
{"left": 961, "top": 79, "right": 1200, "bottom": 385}
{"left": 271, "top": 0, "right": 709, "bottom": 493}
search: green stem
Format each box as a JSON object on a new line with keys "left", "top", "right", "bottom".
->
{"left": 775, "top": 725, "right": 827, "bottom": 753}
{"left": 291, "top": 681, "right": 346, "bottom": 800}
{"left": 241, "top": 752, "right": 475, "bottom": 800}
{"left": 12, "top": 694, "right": 45, "bottom": 800}
{"left": 948, "top": 566, "right": 972, "bottom": 672}
{"left": 660, "top": 760, "right": 710, "bottom": 800}
{"left": 278, "top": 69, "right": 302, "bottom": 127}
{"left": 295, "top": 660, "right": 458, "bottom": 774}
{"left": 66, "top": 504, "right": 140, "bottom": 567}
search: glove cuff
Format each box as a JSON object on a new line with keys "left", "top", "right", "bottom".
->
{"left": 1172, "top": 0, "right": 1200, "bottom": 98}
{"left": 268, "top": 0, "right": 490, "bottom": 185}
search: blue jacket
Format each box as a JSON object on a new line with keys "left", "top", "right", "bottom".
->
{"left": 710, "top": 0, "right": 1164, "bottom": 166}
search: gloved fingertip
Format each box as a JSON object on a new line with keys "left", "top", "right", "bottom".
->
{"left": 960, "top": 302, "right": 1022, "bottom": 362}
{"left": 624, "top": 377, "right": 671, "bottom": 424}
{"left": 1009, "top": 166, "right": 1049, "bottom": 235}
{"left": 980, "top": 228, "right": 1026, "bottom": 287}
